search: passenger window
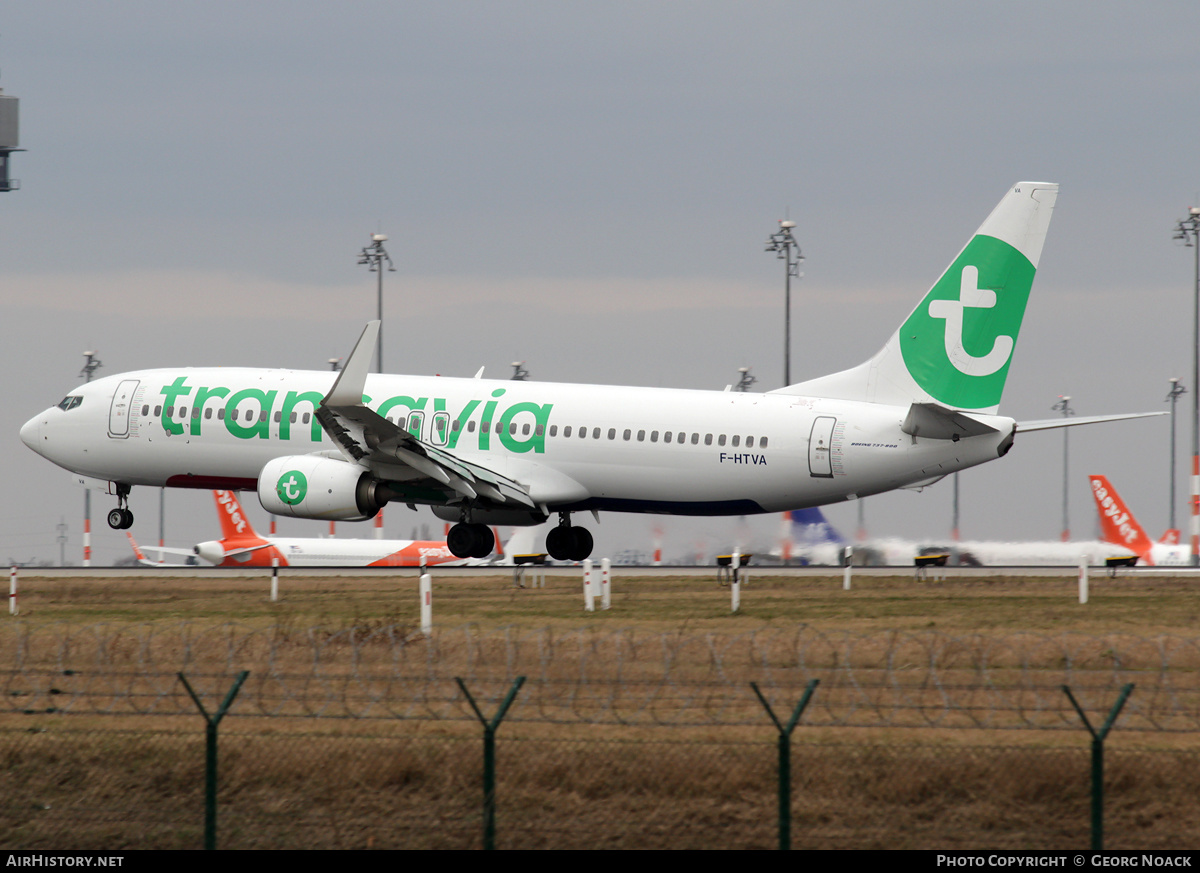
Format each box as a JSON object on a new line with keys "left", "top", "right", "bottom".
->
{"left": 550, "top": 425, "right": 558, "bottom": 437}
{"left": 482, "top": 422, "right": 490, "bottom": 433}
{"left": 468, "top": 421, "right": 476, "bottom": 432}
{"left": 206, "top": 408, "right": 213, "bottom": 419}
{"left": 155, "top": 406, "right": 162, "bottom": 416}
{"left": 732, "top": 435, "right": 740, "bottom": 447}
{"left": 259, "top": 411, "right": 268, "bottom": 423}
{"left": 638, "top": 430, "right": 645, "bottom": 441}
{"left": 623, "top": 429, "right": 631, "bottom": 440}
{"left": 166, "top": 406, "right": 175, "bottom": 418}
{"left": 718, "top": 434, "right": 726, "bottom": 446}
{"left": 537, "top": 425, "right": 545, "bottom": 436}
{"left": 216, "top": 407, "right": 223, "bottom": 420}
{"left": 607, "top": 428, "right": 616, "bottom": 440}
{"left": 690, "top": 433, "right": 699, "bottom": 445}
{"left": 651, "top": 430, "right": 659, "bottom": 442}
{"left": 760, "top": 436, "right": 769, "bottom": 448}
{"left": 523, "top": 423, "right": 531, "bottom": 436}
{"left": 664, "top": 432, "right": 672, "bottom": 444}
{"left": 580, "top": 427, "right": 587, "bottom": 439}
{"left": 678, "top": 432, "right": 686, "bottom": 444}
{"left": 747, "top": 436, "right": 755, "bottom": 448}
{"left": 564, "top": 426, "right": 572, "bottom": 437}
{"left": 290, "top": 413, "right": 297, "bottom": 424}
{"left": 593, "top": 427, "right": 601, "bottom": 439}
{"left": 179, "top": 407, "right": 187, "bottom": 418}
{"left": 705, "top": 434, "right": 713, "bottom": 446}
{"left": 431, "top": 411, "right": 450, "bottom": 447}
{"left": 141, "top": 405, "right": 149, "bottom": 416}
{"left": 273, "top": 411, "right": 281, "bottom": 423}
{"left": 192, "top": 408, "right": 200, "bottom": 419}
{"left": 452, "top": 419, "right": 461, "bottom": 432}
{"left": 303, "top": 413, "right": 310, "bottom": 424}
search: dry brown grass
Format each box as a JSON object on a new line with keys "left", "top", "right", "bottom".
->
{"left": 4, "top": 570, "right": 1200, "bottom": 849}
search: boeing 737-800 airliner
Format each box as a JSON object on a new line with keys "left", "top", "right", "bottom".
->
{"left": 20, "top": 183, "right": 1159, "bottom": 561}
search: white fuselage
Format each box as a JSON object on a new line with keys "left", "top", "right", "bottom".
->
{"left": 22, "top": 367, "right": 1015, "bottom": 519}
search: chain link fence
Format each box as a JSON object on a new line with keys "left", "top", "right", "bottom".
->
{"left": 3, "top": 623, "right": 1200, "bottom": 849}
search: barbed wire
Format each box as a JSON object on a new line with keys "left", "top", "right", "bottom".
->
{"left": 2, "top": 622, "right": 1198, "bottom": 729}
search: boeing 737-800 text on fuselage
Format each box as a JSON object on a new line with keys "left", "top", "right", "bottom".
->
{"left": 20, "top": 183, "right": 1159, "bottom": 561}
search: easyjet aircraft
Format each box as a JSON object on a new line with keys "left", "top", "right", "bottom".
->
{"left": 20, "top": 182, "right": 1161, "bottom": 562}
{"left": 128, "top": 490, "right": 480, "bottom": 568}
{"left": 1089, "top": 475, "right": 1188, "bottom": 566}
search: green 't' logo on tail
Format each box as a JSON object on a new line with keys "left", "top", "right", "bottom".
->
{"left": 899, "top": 234, "right": 1036, "bottom": 409}
{"left": 276, "top": 470, "right": 308, "bottom": 506}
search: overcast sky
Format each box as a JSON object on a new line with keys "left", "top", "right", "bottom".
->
{"left": 3, "top": 2, "right": 1199, "bottom": 565}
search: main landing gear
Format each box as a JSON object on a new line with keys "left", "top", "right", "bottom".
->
{"left": 545, "top": 513, "right": 593, "bottom": 562}
{"left": 106, "top": 485, "right": 134, "bottom": 530}
{"left": 447, "top": 522, "right": 495, "bottom": 559}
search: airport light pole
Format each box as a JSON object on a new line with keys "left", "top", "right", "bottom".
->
{"left": 734, "top": 367, "right": 757, "bottom": 392}
{"left": 765, "top": 220, "right": 804, "bottom": 387}
{"left": 80, "top": 351, "right": 102, "bottom": 567}
{"left": 1052, "top": 395, "right": 1074, "bottom": 541}
{"left": 357, "top": 232, "right": 395, "bottom": 374}
{"left": 1173, "top": 207, "right": 1200, "bottom": 565}
{"left": 1167, "top": 377, "right": 1187, "bottom": 534}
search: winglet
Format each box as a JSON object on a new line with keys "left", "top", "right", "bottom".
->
{"left": 324, "top": 321, "right": 380, "bottom": 408}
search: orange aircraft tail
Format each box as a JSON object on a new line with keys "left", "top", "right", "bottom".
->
{"left": 1089, "top": 475, "right": 1154, "bottom": 563}
{"left": 213, "top": 490, "right": 262, "bottom": 543}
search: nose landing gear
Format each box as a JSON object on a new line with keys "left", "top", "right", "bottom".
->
{"left": 106, "top": 485, "right": 134, "bottom": 530}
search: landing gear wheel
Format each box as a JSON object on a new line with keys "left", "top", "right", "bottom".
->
{"left": 468, "top": 523, "right": 494, "bottom": 559}
{"left": 107, "top": 508, "right": 133, "bottom": 530}
{"left": 547, "top": 525, "right": 593, "bottom": 561}
{"left": 546, "top": 526, "right": 572, "bottom": 561}
{"left": 447, "top": 523, "right": 476, "bottom": 559}
{"left": 567, "top": 527, "right": 593, "bottom": 562}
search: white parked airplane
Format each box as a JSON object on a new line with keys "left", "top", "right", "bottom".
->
{"left": 20, "top": 182, "right": 1161, "bottom": 562}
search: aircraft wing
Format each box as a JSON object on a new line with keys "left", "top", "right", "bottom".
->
{"left": 1016, "top": 411, "right": 1167, "bottom": 432}
{"left": 316, "top": 322, "right": 535, "bottom": 510}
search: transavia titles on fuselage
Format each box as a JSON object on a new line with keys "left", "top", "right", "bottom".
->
{"left": 19, "top": 182, "right": 1162, "bottom": 562}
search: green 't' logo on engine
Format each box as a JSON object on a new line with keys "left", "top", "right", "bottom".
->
{"left": 899, "top": 234, "right": 1036, "bottom": 410}
{"left": 277, "top": 470, "right": 308, "bottom": 505}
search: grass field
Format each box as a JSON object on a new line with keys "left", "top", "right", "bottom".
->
{"left": 10, "top": 567, "right": 1200, "bottom": 635}
{"left": 4, "top": 568, "right": 1200, "bottom": 849}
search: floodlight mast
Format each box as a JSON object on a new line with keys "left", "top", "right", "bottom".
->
{"left": 1173, "top": 206, "right": 1200, "bottom": 565}
{"left": 733, "top": 367, "right": 757, "bottom": 393}
{"left": 1051, "top": 395, "right": 1074, "bottom": 541}
{"left": 357, "top": 233, "right": 395, "bottom": 374}
{"left": 1166, "top": 377, "right": 1187, "bottom": 534}
{"left": 79, "top": 351, "right": 102, "bottom": 567}
{"left": 765, "top": 219, "right": 804, "bottom": 387}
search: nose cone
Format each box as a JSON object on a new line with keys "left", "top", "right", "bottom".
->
{"left": 20, "top": 413, "right": 42, "bottom": 452}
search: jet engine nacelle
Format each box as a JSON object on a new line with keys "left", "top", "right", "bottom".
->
{"left": 258, "top": 456, "right": 385, "bottom": 521}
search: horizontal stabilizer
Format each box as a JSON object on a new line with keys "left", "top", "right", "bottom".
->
{"left": 1016, "top": 412, "right": 1166, "bottom": 432}
{"left": 901, "top": 403, "right": 999, "bottom": 440}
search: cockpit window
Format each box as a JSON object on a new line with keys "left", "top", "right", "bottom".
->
{"left": 57, "top": 396, "right": 83, "bottom": 411}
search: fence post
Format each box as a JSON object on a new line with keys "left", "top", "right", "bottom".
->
{"left": 457, "top": 676, "right": 526, "bottom": 850}
{"left": 9, "top": 566, "right": 17, "bottom": 615}
{"left": 751, "top": 679, "right": 820, "bottom": 851}
{"left": 419, "top": 572, "right": 432, "bottom": 635}
{"left": 1063, "top": 683, "right": 1134, "bottom": 851}
{"left": 179, "top": 670, "right": 250, "bottom": 850}
{"left": 582, "top": 559, "right": 594, "bottom": 612}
